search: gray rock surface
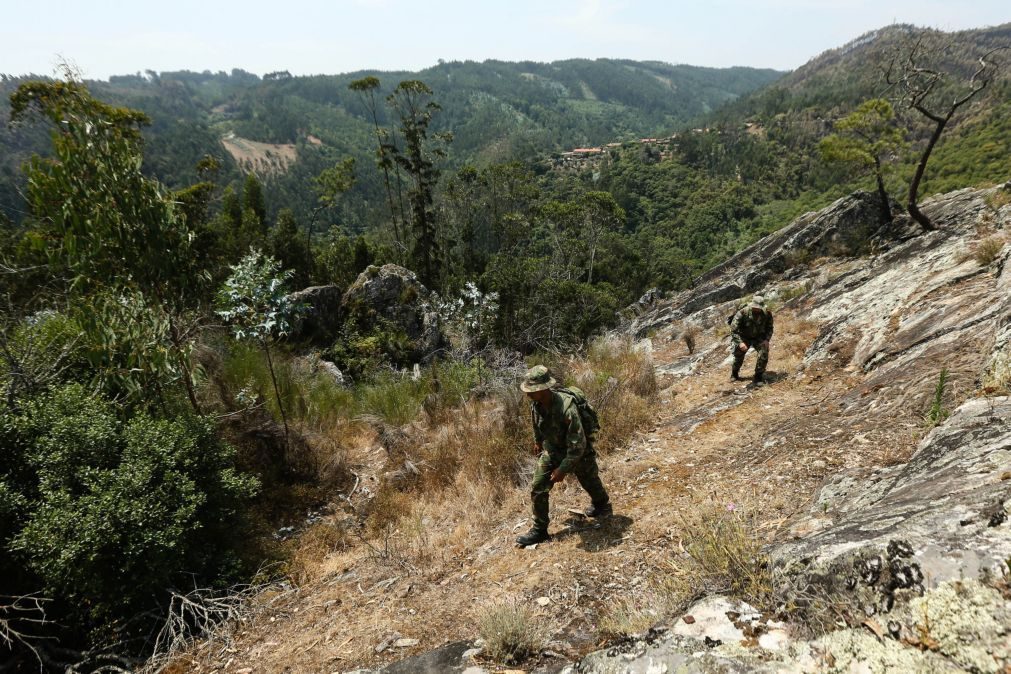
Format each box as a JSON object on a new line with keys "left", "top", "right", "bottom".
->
{"left": 341, "top": 264, "right": 449, "bottom": 362}
{"left": 575, "top": 577, "right": 1011, "bottom": 673}
{"left": 773, "top": 396, "right": 1011, "bottom": 633}
{"left": 351, "top": 640, "right": 478, "bottom": 674}
{"left": 624, "top": 190, "right": 903, "bottom": 337}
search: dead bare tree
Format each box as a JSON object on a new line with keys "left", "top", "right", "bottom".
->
{"left": 885, "top": 36, "right": 1008, "bottom": 231}
{"left": 0, "top": 594, "right": 52, "bottom": 670}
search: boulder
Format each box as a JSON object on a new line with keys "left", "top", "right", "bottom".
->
{"left": 287, "top": 284, "right": 343, "bottom": 345}
{"left": 341, "top": 264, "right": 449, "bottom": 363}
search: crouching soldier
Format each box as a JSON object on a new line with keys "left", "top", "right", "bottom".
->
{"left": 730, "top": 296, "right": 774, "bottom": 383}
{"left": 516, "top": 365, "right": 612, "bottom": 547}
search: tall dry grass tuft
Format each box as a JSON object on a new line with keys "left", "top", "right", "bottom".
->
{"left": 477, "top": 601, "right": 546, "bottom": 665}
{"left": 675, "top": 502, "right": 774, "bottom": 609}
{"left": 286, "top": 520, "right": 353, "bottom": 584}
{"left": 578, "top": 336, "right": 658, "bottom": 453}
{"left": 972, "top": 234, "right": 1007, "bottom": 267}
{"left": 676, "top": 323, "right": 701, "bottom": 355}
{"left": 599, "top": 500, "right": 774, "bottom": 639}
{"left": 599, "top": 583, "right": 679, "bottom": 638}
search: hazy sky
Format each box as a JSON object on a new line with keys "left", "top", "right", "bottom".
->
{"left": 2, "top": 0, "right": 1008, "bottom": 80}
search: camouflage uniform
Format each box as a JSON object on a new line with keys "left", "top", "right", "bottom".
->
{"left": 529, "top": 390, "right": 610, "bottom": 532}
{"left": 730, "top": 301, "right": 774, "bottom": 380}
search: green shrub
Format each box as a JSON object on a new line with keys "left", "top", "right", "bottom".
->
{"left": 0, "top": 311, "right": 89, "bottom": 402}
{"left": 325, "top": 322, "right": 416, "bottom": 381}
{"left": 923, "top": 368, "right": 951, "bottom": 429}
{"left": 358, "top": 374, "right": 425, "bottom": 426}
{"left": 2, "top": 384, "right": 258, "bottom": 625}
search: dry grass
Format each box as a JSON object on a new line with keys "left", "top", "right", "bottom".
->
{"left": 985, "top": 188, "right": 1011, "bottom": 210}
{"left": 285, "top": 520, "right": 353, "bottom": 584}
{"left": 972, "top": 235, "right": 1007, "bottom": 267}
{"left": 956, "top": 228, "right": 1008, "bottom": 267}
{"left": 675, "top": 501, "right": 774, "bottom": 610}
{"left": 598, "top": 582, "right": 680, "bottom": 638}
{"left": 773, "top": 313, "right": 820, "bottom": 362}
{"left": 783, "top": 247, "right": 813, "bottom": 268}
{"left": 598, "top": 500, "right": 774, "bottom": 639}
{"left": 982, "top": 351, "right": 1011, "bottom": 396}
{"left": 477, "top": 601, "right": 546, "bottom": 665}
{"left": 675, "top": 323, "right": 701, "bottom": 355}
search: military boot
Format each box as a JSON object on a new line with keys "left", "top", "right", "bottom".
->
{"left": 516, "top": 528, "right": 550, "bottom": 546}
{"left": 584, "top": 502, "right": 613, "bottom": 518}
{"left": 753, "top": 372, "right": 765, "bottom": 384}
{"left": 731, "top": 367, "right": 742, "bottom": 381}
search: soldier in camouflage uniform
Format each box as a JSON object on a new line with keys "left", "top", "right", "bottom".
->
{"left": 730, "top": 296, "right": 774, "bottom": 383}
{"left": 516, "top": 365, "right": 612, "bottom": 547}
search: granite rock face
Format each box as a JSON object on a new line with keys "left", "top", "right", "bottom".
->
{"left": 775, "top": 396, "right": 1011, "bottom": 588}
{"left": 624, "top": 190, "right": 904, "bottom": 337}
{"left": 341, "top": 264, "right": 449, "bottom": 362}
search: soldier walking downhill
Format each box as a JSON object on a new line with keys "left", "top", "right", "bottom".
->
{"left": 730, "top": 296, "right": 774, "bottom": 383}
{"left": 516, "top": 366, "right": 612, "bottom": 547}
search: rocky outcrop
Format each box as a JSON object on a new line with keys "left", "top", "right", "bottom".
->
{"left": 776, "top": 396, "right": 1011, "bottom": 591}
{"left": 625, "top": 190, "right": 928, "bottom": 338}
{"left": 288, "top": 284, "right": 344, "bottom": 345}
{"left": 341, "top": 264, "right": 449, "bottom": 362}
{"left": 574, "top": 577, "right": 1011, "bottom": 673}
{"left": 577, "top": 395, "right": 1010, "bottom": 672}
{"left": 581, "top": 184, "right": 1011, "bottom": 673}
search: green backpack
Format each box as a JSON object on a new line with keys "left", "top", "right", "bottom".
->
{"left": 556, "top": 386, "right": 601, "bottom": 439}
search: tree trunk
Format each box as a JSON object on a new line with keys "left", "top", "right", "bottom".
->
{"left": 262, "top": 340, "right": 290, "bottom": 451}
{"left": 169, "top": 317, "right": 202, "bottom": 415}
{"left": 907, "top": 112, "right": 952, "bottom": 232}
{"left": 873, "top": 157, "right": 892, "bottom": 223}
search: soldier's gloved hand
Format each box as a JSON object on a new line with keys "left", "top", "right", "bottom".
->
{"left": 532, "top": 443, "right": 542, "bottom": 456}
{"left": 760, "top": 340, "right": 770, "bottom": 349}
{"left": 737, "top": 343, "right": 748, "bottom": 353}
{"left": 550, "top": 468, "right": 566, "bottom": 483}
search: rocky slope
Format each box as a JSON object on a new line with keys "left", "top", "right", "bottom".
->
{"left": 576, "top": 184, "right": 1011, "bottom": 673}
{"left": 175, "top": 184, "right": 1010, "bottom": 673}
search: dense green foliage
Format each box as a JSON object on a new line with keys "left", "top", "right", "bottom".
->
{"left": 1, "top": 384, "right": 257, "bottom": 617}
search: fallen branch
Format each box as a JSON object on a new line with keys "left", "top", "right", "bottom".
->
{"left": 0, "top": 593, "right": 52, "bottom": 671}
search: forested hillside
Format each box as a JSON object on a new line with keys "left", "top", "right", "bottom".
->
{"left": 0, "top": 59, "right": 782, "bottom": 228}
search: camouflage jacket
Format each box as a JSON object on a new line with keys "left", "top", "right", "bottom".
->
{"left": 531, "top": 390, "right": 589, "bottom": 473}
{"left": 731, "top": 307, "right": 774, "bottom": 344}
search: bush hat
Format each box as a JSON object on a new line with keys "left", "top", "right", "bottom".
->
{"left": 520, "top": 365, "right": 556, "bottom": 393}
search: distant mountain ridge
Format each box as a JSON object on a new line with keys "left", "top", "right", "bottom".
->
{"left": 0, "top": 58, "right": 783, "bottom": 225}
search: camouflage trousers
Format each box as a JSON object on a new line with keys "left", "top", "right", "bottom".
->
{"left": 530, "top": 450, "right": 609, "bottom": 532}
{"left": 732, "top": 338, "right": 770, "bottom": 377}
